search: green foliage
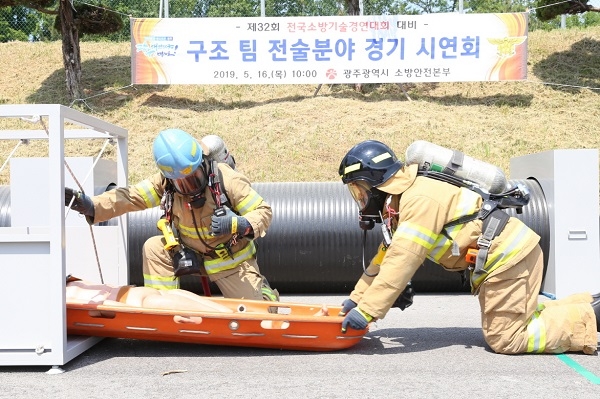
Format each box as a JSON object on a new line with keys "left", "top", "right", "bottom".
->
{"left": 1, "top": 0, "right": 600, "bottom": 43}
{"left": 465, "top": 0, "right": 531, "bottom": 13}
{"left": 0, "top": 0, "right": 55, "bottom": 7}
{"left": 53, "top": 4, "right": 124, "bottom": 35}
{"left": 206, "top": 0, "right": 259, "bottom": 17}
{"left": 535, "top": 0, "right": 591, "bottom": 22}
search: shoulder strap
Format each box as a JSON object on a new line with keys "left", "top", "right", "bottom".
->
{"left": 208, "top": 160, "right": 234, "bottom": 211}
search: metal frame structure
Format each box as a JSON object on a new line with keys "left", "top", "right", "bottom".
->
{"left": 0, "top": 104, "right": 128, "bottom": 369}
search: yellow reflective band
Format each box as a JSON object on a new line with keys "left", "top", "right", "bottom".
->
{"left": 526, "top": 310, "right": 546, "bottom": 353}
{"left": 143, "top": 273, "right": 180, "bottom": 289}
{"left": 429, "top": 188, "right": 480, "bottom": 261}
{"left": 471, "top": 224, "right": 538, "bottom": 290}
{"left": 231, "top": 217, "right": 238, "bottom": 234}
{"left": 429, "top": 235, "right": 453, "bottom": 262}
{"left": 357, "top": 308, "right": 373, "bottom": 322}
{"left": 178, "top": 223, "right": 212, "bottom": 240}
{"left": 343, "top": 163, "right": 361, "bottom": 175}
{"left": 180, "top": 165, "right": 193, "bottom": 175}
{"left": 235, "top": 190, "right": 263, "bottom": 215}
{"left": 204, "top": 242, "right": 257, "bottom": 274}
{"left": 134, "top": 180, "right": 161, "bottom": 208}
{"left": 158, "top": 164, "right": 174, "bottom": 174}
{"left": 395, "top": 221, "right": 437, "bottom": 251}
{"left": 372, "top": 152, "right": 392, "bottom": 163}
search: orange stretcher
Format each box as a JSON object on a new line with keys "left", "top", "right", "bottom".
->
{"left": 66, "top": 297, "right": 366, "bottom": 351}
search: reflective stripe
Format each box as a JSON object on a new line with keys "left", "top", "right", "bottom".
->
{"left": 343, "top": 163, "right": 361, "bottom": 175}
{"left": 372, "top": 152, "right": 392, "bottom": 163}
{"left": 429, "top": 188, "right": 480, "bottom": 261}
{"left": 471, "top": 223, "right": 537, "bottom": 288}
{"left": 204, "top": 242, "right": 256, "bottom": 274}
{"left": 395, "top": 222, "right": 437, "bottom": 251}
{"left": 143, "top": 273, "right": 179, "bottom": 290}
{"left": 526, "top": 309, "right": 547, "bottom": 353}
{"left": 134, "top": 180, "right": 161, "bottom": 208}
{"left": 234, "top": 189, "right": 263, "bottom": 216}
{"left": 178, "top": 223, "right": 212, "bottom": 240}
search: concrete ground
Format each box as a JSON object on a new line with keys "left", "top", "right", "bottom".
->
{"left": 1, "top": 294, "right": 599, "bottom": 399}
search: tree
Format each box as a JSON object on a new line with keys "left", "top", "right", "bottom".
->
{"left": 0, "top": 0, "right": 123, "bottom": 100}
{"left": 535, "top": 0, "right": 600, "bottom": 21}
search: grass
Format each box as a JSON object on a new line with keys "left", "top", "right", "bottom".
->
{"left": 0, "top": 26, "right": 599, "bottom": 186}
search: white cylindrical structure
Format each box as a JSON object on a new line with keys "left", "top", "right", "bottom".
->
{"left": 405, "top": 140, "right": 510, "bottom": 194}
{"left": 201, "top": 134, "right": 236, "bottom": 169}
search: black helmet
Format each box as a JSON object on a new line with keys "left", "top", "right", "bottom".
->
{"left": 339, "top": 140, "right": 403, "bottom": 187}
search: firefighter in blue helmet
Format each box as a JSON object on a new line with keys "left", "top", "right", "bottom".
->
{"left": 65, "top": 128, "right": 278, "bottom": 301}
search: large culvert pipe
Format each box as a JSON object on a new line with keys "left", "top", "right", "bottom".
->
{"left": 129, "top": 179, "right": 549, "bottom": 294}
{"left": 0, "top": 179, "right": 550, "bottom": 295}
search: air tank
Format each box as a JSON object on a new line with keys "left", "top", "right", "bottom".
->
{"left": 201, "top": 135, "right": 236, "bottom": 169}
{"left": 405, "top": 140, "right": 510, "bottom": 194}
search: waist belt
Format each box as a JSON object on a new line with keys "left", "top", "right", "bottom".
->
{"left": 192, "top": 241, "right": 257, "bottom": 275}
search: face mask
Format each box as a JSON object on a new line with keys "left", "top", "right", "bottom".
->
{"left": 171, "top": 167, "right": 207, "bottom": 197}
{"left": 347, "top": 181, "right": 386, "bottom": 229}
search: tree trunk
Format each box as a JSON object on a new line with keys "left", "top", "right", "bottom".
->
{"left": 346, "top": 0, "right": 362, "bottom": 93}
{"left": 59, "top": 0, "right": 82, "bottom": 101}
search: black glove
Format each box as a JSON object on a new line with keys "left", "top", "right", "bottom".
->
{"left": 338, "top": 298, "right": 357, "bottom": 316}
{"left": 210, "top": 206, "right": 252, "bottom": 237}
{"left": 172, "top": 246, "right": 202, "bottom": 278}
{"left": 64, "top": 187, "right": 95, "bottom": 218}
{"left": 341, "top": 308, "right": 372, "bottom": 333}
{"left": 392, "top": 281, "right": 415, "bottom": 311}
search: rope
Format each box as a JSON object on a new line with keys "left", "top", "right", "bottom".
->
{"left": 526, "top": 0, "right": 573, "bottom": 12}
{"left": 0, "top": 139, "right": 28, "bottom": 175}
{"left": 38, "top": 117, "right": 105, "bottom": 284}
{"left": 525, "top": 80, "right": 600, "bottom": 91}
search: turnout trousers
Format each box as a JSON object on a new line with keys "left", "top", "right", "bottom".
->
{"left": 478, "top": 243, "right": 597, "bottom": 355}
{"left": 142, "top": 235, "right": 267, "bottom": 300}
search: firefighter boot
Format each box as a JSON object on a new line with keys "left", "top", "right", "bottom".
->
{"left": 592, "top": 293, "right": 600, "bottom": 331}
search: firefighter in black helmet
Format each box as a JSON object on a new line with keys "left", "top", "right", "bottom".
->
{"left": 337, "top": 140, "right": 599, "bottom": 355}
{"left": 339, "top": 140, "right": 403, "bottom": 230}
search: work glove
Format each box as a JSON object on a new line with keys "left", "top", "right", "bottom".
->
{"left": 338, "top": 299, "right": 357, "bottom": 316}
{"left": 392, "top": 281, "right": 415, "bottom": 311}
{"left": 64, "top": 187, "right": 95, "bottom": 218}
{"left": 210, "top": 206, "right": 252, "bottom": 237}
{"left": 341, "top": 307, "right": 373, "bottom": 333}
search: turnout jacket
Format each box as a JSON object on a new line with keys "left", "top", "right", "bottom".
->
{"left": 89, "top": 163, "right": 272, "bottom": 274}
{"left": 350, "top": 164, "right": 540, "bottom": 319}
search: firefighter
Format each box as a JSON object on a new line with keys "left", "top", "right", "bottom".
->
{"left": 337, "top": 140, "right": 599, "bottom": 355}
{"left": 65, "top": 128, "right": 279, "bottom": 302}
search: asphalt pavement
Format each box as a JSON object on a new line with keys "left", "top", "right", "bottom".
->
{"left": 1, "top": 294, "right": 599, "bottom": 399}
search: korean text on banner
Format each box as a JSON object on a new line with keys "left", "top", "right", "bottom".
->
{"left": 131, "top": 13, "right": 528, "bottom": 85}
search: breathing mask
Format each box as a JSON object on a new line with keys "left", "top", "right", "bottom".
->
{"left": 171, "top": 167, "right": 208, "bottom": 208}
{"left": 347, "top": 180, "right": 387, "bottom": 230}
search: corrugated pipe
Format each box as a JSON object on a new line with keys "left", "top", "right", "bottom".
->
{"left": 0, "top": 179, "right": 549, "bottom": 294}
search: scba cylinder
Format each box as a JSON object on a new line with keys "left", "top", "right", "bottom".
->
{"left": 405, "top": 140, "right": 510, "bottom": 194}
{"left": 201, "top": 135, "right": 235, "bottom": 169}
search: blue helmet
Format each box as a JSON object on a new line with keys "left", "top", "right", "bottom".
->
{"left": 153, "top": 128, "right": 203, "bottom": 180}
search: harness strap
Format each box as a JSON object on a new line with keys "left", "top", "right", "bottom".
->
{"left": 473, "top": 208, "right": 510, "bottom": 275}
{"left": 442, "top": 150, "right": 464, "bottom": 175}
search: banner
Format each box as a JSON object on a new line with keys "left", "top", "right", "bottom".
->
{"left": 131, "top": 13, "right": 528, "bottom": 85}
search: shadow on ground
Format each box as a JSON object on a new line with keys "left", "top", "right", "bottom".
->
{"left": 532, "top": 38, "right": 600, "bottom": 94}
{"left": 26, "top": 56, "right": 163, "bottom": 111}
